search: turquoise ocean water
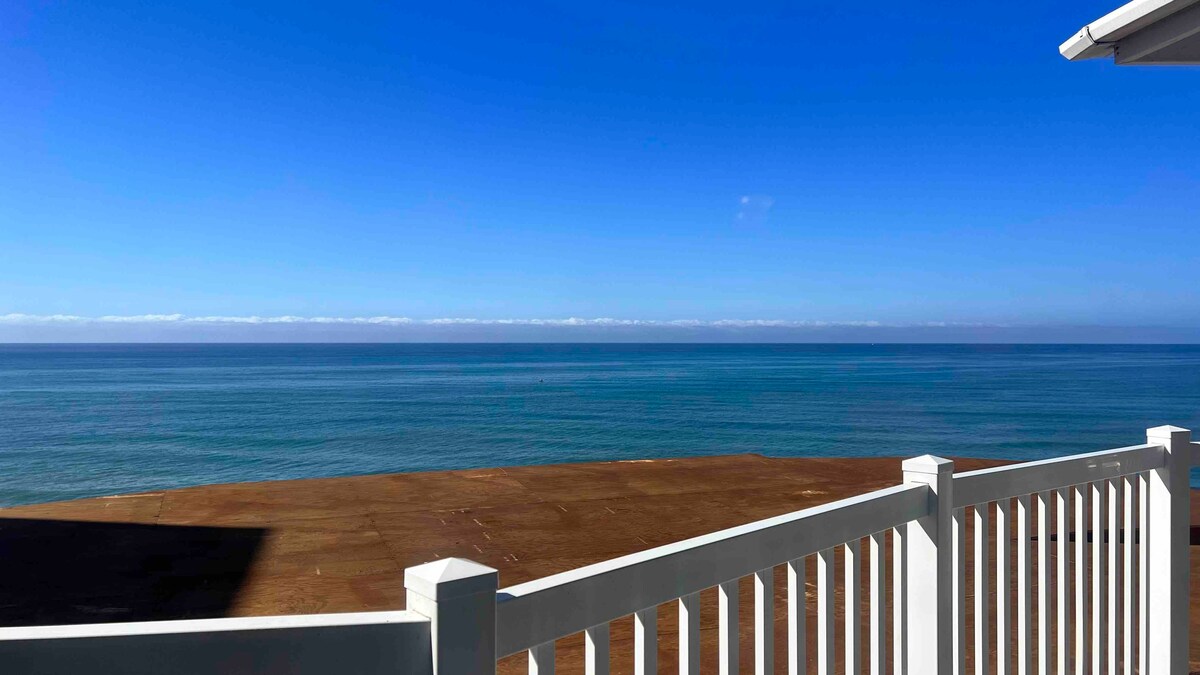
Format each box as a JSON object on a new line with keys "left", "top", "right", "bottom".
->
{"left": 2, "top": 344, "right": 1199, "bottom": 507}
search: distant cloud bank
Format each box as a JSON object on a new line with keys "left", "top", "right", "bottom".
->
{"left": 0, "top": 314, "right": 897, "bottom": 328}
{"left": 2, "top": 313, "right": 1198, "bottom": 343}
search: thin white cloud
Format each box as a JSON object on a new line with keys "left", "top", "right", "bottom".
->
{"left": 0, "top": 314, "right": 984, "bottom": 328}
{"left": 735, "top": 194, "right": 774, "bottom": 224}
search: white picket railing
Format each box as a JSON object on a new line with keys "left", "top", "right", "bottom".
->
{"left": 950, "top": 430, "right": 1183, "bottom": 675}
{"left": 492, "top": 472, "right": 932, "bottom": 674}
{"left": 406, "top": 425, "right": 1194, "bottom": 675}
{"left": 1, "top": 425, "right": 1195, "bottom": 674}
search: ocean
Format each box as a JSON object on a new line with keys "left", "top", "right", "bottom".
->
{"left": 2, "top": 343, "right": 1199, "bottom": 507}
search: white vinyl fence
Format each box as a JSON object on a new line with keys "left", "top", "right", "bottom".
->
{"left": 1, "top": 426, "right": 1194, "bottom": 674}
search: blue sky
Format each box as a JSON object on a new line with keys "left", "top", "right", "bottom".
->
{"left": 2, "top": 0, "right": 1199, "bottom": 341}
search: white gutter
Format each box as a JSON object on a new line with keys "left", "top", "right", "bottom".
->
{"left": 1060, "top": 0, "right": 1200, "bottom": 59}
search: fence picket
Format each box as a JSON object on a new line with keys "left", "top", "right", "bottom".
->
{"left": 893, "top": 526, "right": 907, "bottom": 675}
{"left": 1055, "top": 488, "right": 1068, "bottom": 675}
{"left": 585, "top": 624, "right": 609, "bottom": 675}
{"left": 819, "top": 547, "right": 836, "bottom": 675}
{"left": 529, "top": 641, "right": 555, "bottom": 675}
{"left": 871, "top": 533, "right": 886, "bottom": 675}
{"left": 1106, "top": 480, "right": 1120, "bottom": 675}
{"left": 719, "top": 580, "right": 739, "bottom": 675}
{"left": 634, "top": 607, "right": 655, "bottom": 675}
{"left": 1121, "top": 476, "right": 1135, "bottom": 675}
{"left": 1091, "top": 482, "right": 1106, "bottom": 675}
{"left": 756, "top": 568, "right": 774, "bottom": 675}
{"left": 1036, "top": 491, "right": 1050, "bottom": 675}
{"left": 974, "top": 504, "right": 990, "bottom": 675}
{"left": 1074, "top": 484, "right": 1088, "bottom": 675}
{"left": 679, "top": 593, "right": 700, "bottom": 675}
{"left": 952, "top": 509, "right": 966, "bottom": 675}
{"left": 789, "top": 557, "right": 807, "bottom": 675}
{"left": 846, "top": 539, "right": 862, "bottom": 675}
{"left": 1017, "top": 494, "right": 1031, "bottom": 675}
{"left": 997, "top": 498, "right": 1012, "bottom": 675}
{"left": 1137, "top": 472, "right": 1148, "bottom": 675}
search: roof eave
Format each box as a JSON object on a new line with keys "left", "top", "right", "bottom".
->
{"left": 1060, "top": 30, "right": 1113, "bottom": 60}
{"left": 1059, "top": 0, "right": 1200, "bottom": 61}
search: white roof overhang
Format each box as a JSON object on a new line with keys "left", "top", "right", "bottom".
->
{"left": 1061, "top": 0, "right": 1200, "bottom": 63}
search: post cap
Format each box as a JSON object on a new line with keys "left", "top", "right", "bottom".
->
{"left": 1147, "top": 424, "right": 1190, "bottom": 437}
{"left": 405, "top": 557, "right": 499, "bottom": 601}
{"left": 901, "top": 454, "right": 954, "bottom": 475}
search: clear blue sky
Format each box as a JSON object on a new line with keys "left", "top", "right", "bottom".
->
{"left": 2, "top": 0, "right": 1199, "bottom": 341}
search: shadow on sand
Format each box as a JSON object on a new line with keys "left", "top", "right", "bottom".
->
{"left": 0, "top": 518, "right": 265, "bottom": 627}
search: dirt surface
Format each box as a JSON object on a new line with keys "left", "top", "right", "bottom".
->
{"left": 1, "top": 454, "right": 1197, "bottom": 672}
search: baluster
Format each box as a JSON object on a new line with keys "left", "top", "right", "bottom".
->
{"left": 1055, "top": 488, "right": 1068, "bottom": 675}
{"left": 953, "top": 509, "right": 966, "bottom": 675}
{"left": 1017, "top": 494, "right": 1031, "bottom": 675}
{"left": 974, "top": 504, "right": 990, "bottom": 675}
{"left": 1073, "top": 484, "right": 1088, "bottom": 675}
{"left": 893, "top": 526, "right": 907, "bottom": 675}
{"left": 1121, "top": 476, "right": 1135, "bottom": 675}
{"left": 634, "top": 607, "right": 656, "bottom": 675}
{"left": 1106, "top": 480, "right": 1120, "bottom": 675}
{"left": 871, "top": 532, "right": 886, "bottom": 675}
{"left": 1091, "top": 481, "right": 1106, "bottom": 675}
{"left": 529, "top": 641, "right": 555, "bottom": 675}
{"left": 586, "top": 623, "right": 609, "bottom": 675}
{"left": 846, "top": 539, "right": 862, "bottom": 675}
{"left": 819, "top": 546, "right": 836, "bottom": 675}
{"left": 789, "top": 557, "right": 807, "bottom": 675}
{"left": 1136, "top": 472, "right": 1148, "bottom": 675}
{"left": 1036, "top": 492, "right": 1050, "bottom": 675}
{"left": 679, "top": 592, "right": 700, "bottom": 675}
{"left": 719, "top": 579, "right": 739, "bottom": 675}
{"left": 996, "top": 498, "right": 1011, "bottom": 675}
{"left": 756, "top": 567, "right": 774, "bottom": 675}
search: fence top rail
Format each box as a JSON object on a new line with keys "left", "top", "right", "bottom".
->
{"left": 951, "top": 442, "right": 1164, "bottom": 507}
{"left": 494, "top": 481, "right": 928, "bottom": 657}
{"left": 0, "top": 610, "right": 425, "bottom": 642}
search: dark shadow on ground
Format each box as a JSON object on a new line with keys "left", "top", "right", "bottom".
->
{"left": 0, "top": 518, "right": 266, "bottom": 626}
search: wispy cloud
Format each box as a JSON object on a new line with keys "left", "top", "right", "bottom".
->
{"left": 0, "top": 314, "right": 940, "bottom": 328}
{"left": 735, "top": 194, "right": 774, "bottom": 225}
{"left": 0, "top": 313, "right": 414, "bottom": 325}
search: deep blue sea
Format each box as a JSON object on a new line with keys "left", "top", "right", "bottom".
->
{"left": 2, "top": 344, "right": 1200, "bottom": 507}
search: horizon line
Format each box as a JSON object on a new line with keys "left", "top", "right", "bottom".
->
{"left": 4, "top": 341, "right": 1200, "bottom": 346}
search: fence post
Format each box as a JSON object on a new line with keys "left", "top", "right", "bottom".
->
{"left": 405, "top": 557, "right": 499, "bottom": 675}
{"left": 1146, "top": 425, "right": 1191, "bottom": 675}
{"left": 903, "top": 454, "right": 954, "bottom": 675}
